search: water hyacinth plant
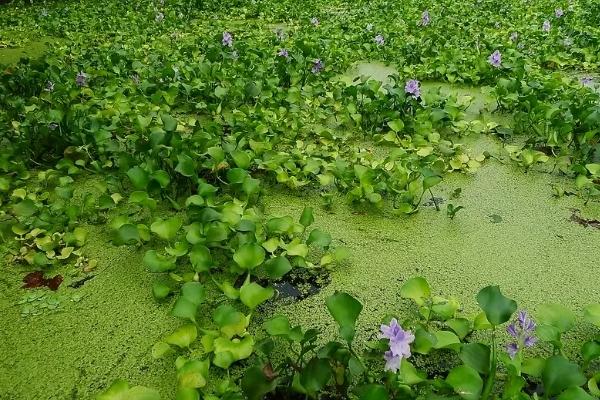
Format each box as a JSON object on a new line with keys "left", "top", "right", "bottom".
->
{"left": 420, "top": 9, "right": 430, "bottom": 26}
{"left": 543, "top": 19, "right": 551, "bottom": 32}
{"left": 75, "top": 71, "right": 87, "bottom": 87}
{"left": 310, "top": 16, "right": 319, "bottom": 26}
{"left": 374, "top": 34, "right": 385, "bottom": 45}
{"left": 506, "top": 310, "right": 537, "bottom": 358}
{"left": 488, "top": 50, "right": 502, "bottom": 67}
{"left": 222, "top": 31, "right": 233, "bottom": 47}
{"left": 404, "top": 79, "right": 421, "bottom": 97}
{"left": 555, "top": 7, "right": 564, "bottom": 18}
{"left": 311, "top": 58, "right": 324, "bottom": 73}
{"left": 380, "top": 318, "right": 414, "bottom": 372}
{"left": 277, "top": 48, "right": 289, "bottom": 58}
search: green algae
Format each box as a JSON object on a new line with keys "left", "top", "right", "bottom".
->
{"left": 2, "top": 135, "right": 600, "bottom": 398}
{"left": 0, "top": 39, "right": 49, "bottom": 65}
{"left": 0, "top": 226, "right": 178, "bottom": 399}
{"left": 263, "top": 135, "right": 600, "bottom": 351}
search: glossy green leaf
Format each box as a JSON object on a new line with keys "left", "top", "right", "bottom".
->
{"left": 326, "top": 291, "right": 362, "bottom": 343}
{"left": 446, "top": 365, "right": 483, "bottom": 400}
{"left": 233, "top": 243, "right": 265, "bottom": 270}
{"left": 476, "top": 285, "right": 516, "bottom": 326}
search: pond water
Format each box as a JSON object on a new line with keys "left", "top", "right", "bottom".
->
{"left": 0, "top": 39, "right": 49, "bottom": 64}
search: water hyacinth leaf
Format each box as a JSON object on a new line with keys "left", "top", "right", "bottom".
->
{"left": 542, "top": 355, "right": 586, "bottom": 396}
{"left": 213, "top": 335, "right": 255, "bottom": 368}
{"left": 399, "top": 361, "right": 427, "bottom": 385}
{"left": 300, "top": 357, "right": 332, "bottom": 396}
{"left": 307, "top": 229, "right": 332, "bottom": 248}
{"left": 460, "top": 343, "right": 491, "bottom": 374}
{"left": 522, "top": 357, "right": 545, "bottom": 377}
{"left": 413, "top": 327, "right": 436, "bottom": 354}
{"left": 175, "top": 154, "right": 196, "bottom": 177}
{"left": 152, "top": 341, "right": 172, "bottom": 359}
{"left": 177, "top": 359, "right": 210, "bottom": 389}
{"left": 143, "top": 250, "right": 176, "bottom": 272}
{"left": 96, "top": 379, "right": 161, "bottom": 400}
{"left": 234, "top": 243, "right": 266, "bottom": 270}
{"left": 446, "top": 365, "right": 483, "bottom": 400}
{"left": 537, "top": 303, "right": 575, "bottom": 333}
{"left": 582, "top": 340, "right": 600, "bottom": 365}
{"left": 161, "top": 113, "right": 177, "bottom": 132}
{"left": 432, "top": 330, "right": 461, "bottom": 351}
{"left": 127, "top": 166, "right": 150, "bottom": 190}
{"left": 241, "top": 365, "right": 277, "bottom": 400}
{"left": 175, "top": 388, "right": 199, "bottom": 400}
{"left": 264, "top": 315, "right": 291, "bottom": 336}
{"left": 165, "top": 242, "right": 188, "bottom": 257}
{"left": 231, "top": 149, "right": 251, "bottom": 169}
{"left": 240, "top": 279, "right": 274, "bottom": 310}
{"left": 583, "top": 304, "right": 600, "bottom": 327}
{"left": 165, "top": 324, "right": 198, "bottom": 348}
{"left": 400, "top": 277, "right": 431, "bottom": 306}
{"left": 266, "top": 216, "right": 294, "bottom": 234}
{"left": 423, "top": 175, "right": 442, "bottom": 191}
{"left": 152, "top": 281, "right": 171, "bottom": 300}
{"left": 299, "top": 206, "right": 314, "bottom": 227}
{"left": 473, "top": 312, "right": 492, "bottom": 330}
{"left": 589, "top": 373, "right": 600, "bottom": 397}
{"left": 264, "top": 255, "right": 292, "bottom": 279}
{"left": 214, "top": 280, "right": 239, "bottom": 300}
{"left": 557, "top": 387, "right": 595, "bottom": 400}
{"left": 112, "top": 224, "right": 141, "bottom": 245}
{"left": 326, "top": 291, "right": 363, "bottom": 343}
{"left": 189, "top": 244, "right": 212, "bottom": 272}
{"left": 431, "top": 297, "right": 460, "bottom": 320}
{"left": 171, "top": 282, "right": 205, "bottom": 322}
{"left": 356, "top": 384, "right": 389, "bottom": 400}
{"left": 387, "top": 119, "right": 404, "bottom": 132}
{"left": 476, "top": 286, "right": 516, "bottom": 326}
{"left": 151, "top": 217, "right": 183, "bottom": 242}
{"left": 446, "top": 318, "right": 472, "bottom": 339}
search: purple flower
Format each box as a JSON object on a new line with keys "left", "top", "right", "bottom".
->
{"left": 155, "top": 12, "right": 164, "bottom": 23}
{"left": 510, "top": 32, "right": 518, "bottom": 42}
{"left": 278, "top": 48, "right": 289, "bottom": 58}
{"left": 555, "top": 8, "right": 564, "bottom": 18}
{"left": 506, "top": 343, "right": 519, "bottom": 359}
{"left": 75, "top": 71, "right": 87, "bottom": 87}
{"left": 420, "top": 10, "right": 430, "bottom": 26}
{"left": 222, "top": 32, "right": 233, "bottom": 47}
{"left": 380, "top": 318, "right": 415, "bottom": 373}
{"left": 131, "top": 74, "right": 140, "bottom": 85}
{"left": 581, "top": 76, "right": 594, "bottom": 87}
{"left": 374, "top": 34, "right": 385, "bottom": 46}
{"left": 404, "top": 79, "right": 421, "bottom": 98}
{"left": 311, "top": 59, "right": 324, "bottom": 74}
{"left": 488, "top": 50, "right": 502, "bottom": 68}
{"left": 310, "top": 17, "right": 319, "bottom": 26}
{"left": 506, "top": 310, "right": 537, "bottom": 359}
{"left": 384, "top": 351, "right": 401, "bottom": 373}
{"left": 45, "top": 80, "right": 54, "bottom": 92}
{"left": 543, "top": 20, "right": 551, "bottom": 32}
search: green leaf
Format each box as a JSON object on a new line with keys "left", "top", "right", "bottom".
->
{"left": 127, "top": 167, "right": 150, "bottom": 190}
{"left": 175, "top": 154, "right": 196, "bottom": 177}
{"left": 300, "top": 357, "right": 332, "bottom": 396}
{"left": 400, "top": 277, "right": 431, "bottom": 306}
{"left": 96, "top": 379, "right": 161, "bottom": 400}
{"left": 307, "top": 229, "right": 332, "bottom": 248}
{"left": 152, "top": 281, "right": 171, "bottom": 300}
{"left": 151, "top": 217, "right": 182, "bottom": 242}
{"left": 240, "top": 278, "right": 274, "bottom": 310}
{"left": 460, "top": 343, "right": 491, "bottom": 374}
{"left": 213, "top": 335, "right": 254, "bottom": 368}
{"left": 264, "top": 256, "right": 292, "bottom": 279}
{"left": 161, "top": 113, "right": 177, "bottom": 132}
{"left": 231, "top": 149, "right": 252, "bottom": 169}
{"left": 152, "top": 341, "right": 172, "bottom": 359}
{"left": 233, "top": 243, "right": 266, "bottom": 270}
{"left": 299, "top": 206, "right": 314, "bottom": 227}
{"left": 177, "top": 359, "right": 210, "bottom": 389}
{"left": 112, "top": 224, "right": 141, "bottom": 245}
{"left": 542, "top": 355, "right": 586, "bottom": 396}
{"left": 476, "top": 285, "right": 516, "bottom": 326}
{"left": 12, "top": 199, "right": 37, "bottom": 217}
{"left": 537, "top": 303, "right": 575, "bottom": 333}
{"left": 143, "top": 250, "right": 176, "bottom": 272}
{"left": 584, "top": 304, "right": 600, "bottom": 327}
{"left": 387, "top": 119, "right": 404, "bottom": 132}
{"left": 432, "top": 330, "right": 461, "bottom": 351}
{"left": 446, "top": 365, "right": 483, "bottom": 400}
{"left": 264, "top": 315, "right": 292, "bottom": 336}
{"left": 326, "top": 291, "right": 362, "bottom": 343}
{"left": 241, "top": 365, "right": 277, "bottom": 400}
{"left": 356, "top": 384, "right": 389, "bottom": 400}
{"left": 398, "top": 361, "right": 427, "bottom": 385}
{"left": 582, "top": 340, "right": 600, "bottom": 365}
{"left": 557, "top": 387, "right": 595, "bottom": 400}
{"left": 189, "top": 245, "right": 212, "bottom": 272}
{"left": 165, "top": 324, "right": 197, "bottom": 348}
{"left": 423, "top": 175, "right": 442, "bottom": 191}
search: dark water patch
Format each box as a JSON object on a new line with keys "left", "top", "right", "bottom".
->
{"left": 423, "top": 196, "right": 445, "bottom": 208}
{"left": 265, "top": 269, "right": 331, "bottom": 302}
{"left": 69, "top": 274, "right": 96, "bottom": 289}
{"left": 22, "top": 271, "right": 63, "bottom": 291}
{"left": 570, "top": 209, "right": 600, "bottom": 229}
